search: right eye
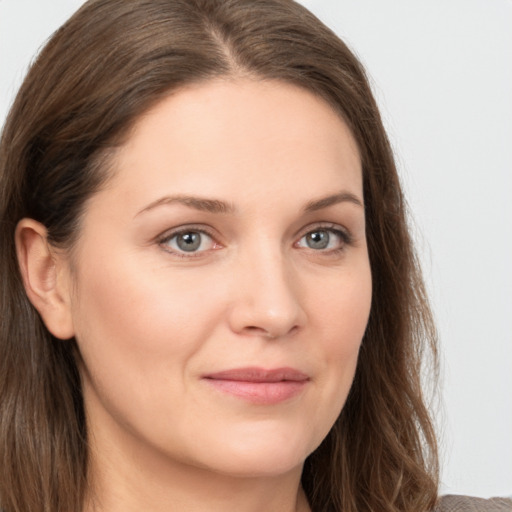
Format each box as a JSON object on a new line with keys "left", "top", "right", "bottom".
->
{"left": 159, "top": 229, "right": 217, "bottom": 255}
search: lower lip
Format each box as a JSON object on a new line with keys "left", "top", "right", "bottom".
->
{"left": 204, "top": 379, "right": 308, "bottom": 405}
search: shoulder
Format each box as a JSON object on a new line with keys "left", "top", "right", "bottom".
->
{"left": 434, "top": 495, "right": 512, "bottom": 512}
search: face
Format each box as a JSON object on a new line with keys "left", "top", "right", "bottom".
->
{"left": 65, "top": 79, "right": 372, "bottom": 479}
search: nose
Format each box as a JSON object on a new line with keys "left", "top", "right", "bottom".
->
{"left": 227, "top": 246, "right": 307, "bottom": 339}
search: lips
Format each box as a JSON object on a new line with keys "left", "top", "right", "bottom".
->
{"left": 202, "top": 367, "right": 309, "bottom": 404}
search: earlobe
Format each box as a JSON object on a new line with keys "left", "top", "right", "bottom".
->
{"left": 15, "top": 219, "right": 75, "bottom": 340}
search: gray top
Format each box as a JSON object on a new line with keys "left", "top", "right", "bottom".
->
{"left": 435, "top": 495, "right": 512, "bottom": 511}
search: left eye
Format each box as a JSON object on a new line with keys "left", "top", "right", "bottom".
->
{"left": 161, "top": 230, "right": 215, "bottom": 253}
{"left": 296, "top": 228, "right": 347, "bottom": 251}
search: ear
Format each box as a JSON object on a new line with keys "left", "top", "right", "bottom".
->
{"left": 15, "top": 219, "right": 75, "bottom": 340}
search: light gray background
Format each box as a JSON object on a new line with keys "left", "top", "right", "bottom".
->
{"left": 1, "top": 0, "right": 511, "bottom": 499}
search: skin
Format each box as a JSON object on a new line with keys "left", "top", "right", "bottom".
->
{"left": 17, "top": 79, "right": 372, "bottom": 512}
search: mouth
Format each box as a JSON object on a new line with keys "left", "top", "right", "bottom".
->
{"left": 202, "top": 367, "right": 309, "bottom": 404}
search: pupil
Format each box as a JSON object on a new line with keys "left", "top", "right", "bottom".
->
{"left": 177, "top": 232, "right": 201, "bottom": 252}
{"left": 307, "top": 230, "right": 329, "bottom": 249}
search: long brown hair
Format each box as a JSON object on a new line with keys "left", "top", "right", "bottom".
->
{"left": 0, "top": 1, "right": 439, "bottom": 510}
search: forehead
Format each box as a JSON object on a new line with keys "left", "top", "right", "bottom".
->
{"left": 96, "top": 79, "right": 363, "bottom": 213}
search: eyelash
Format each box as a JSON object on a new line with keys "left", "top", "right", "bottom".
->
{"left": 157, "top": 223, "right": 353, "bottom": 258}
{"left": 157, "top": 226, "right": 218, "bottom": 259}
{"left": 296, "top": 224, "right": 353, "bottom": 255}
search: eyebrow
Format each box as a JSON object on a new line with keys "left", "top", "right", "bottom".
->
{"left": 303, "top": 191, "right": 364, "bottom": 212}
{"left": 136, "top": 190, "right": 363, "bottom": 217}
{"left": 136, "top": 195, "right": 236, "bottom": 216}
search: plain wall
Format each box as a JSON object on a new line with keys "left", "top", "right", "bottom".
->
{"left": 1, "top": 0, "right": 511, "bottom": 499}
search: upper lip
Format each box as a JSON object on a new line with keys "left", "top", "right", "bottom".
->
{"left": 203, "top": 367, "right": 309, "bottom": 383}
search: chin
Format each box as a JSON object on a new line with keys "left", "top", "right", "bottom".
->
{"left": 186, "top": 424, "right": 320, "bottom": 478}
{"left": 202, "top": 450, "right": 306, "bottom": 479}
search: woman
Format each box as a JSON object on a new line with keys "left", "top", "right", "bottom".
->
{"left": 1, "top": 1, "right": 506, "bottom": 511}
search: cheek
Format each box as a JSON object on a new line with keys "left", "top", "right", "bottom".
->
{"left": 69, "top": 257, "right": 223, "bottom": 455}
{"left": 69, "top": 254, "right": 213, "bottom": 407}
{"left": 72, "top": 253, "right": 211, "bottom": 353}
{"left": 305, "top": 263, "right": 372, "bottom": 422}
{"left": 314, "top": 264, "right": 372, "bottom": 353}
{"left": 326, "top": 270, "right": 370, "bottom": 367}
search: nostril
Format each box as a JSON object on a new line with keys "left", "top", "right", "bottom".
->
{"left": 244, "top": 326, "right": 276, "bottom": 338}
{"left": 243, "top": 325, "right": 299, "bottom": 339}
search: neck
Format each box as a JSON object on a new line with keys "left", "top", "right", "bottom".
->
{"left": 84, "top": 424, "right": 311, "bottom": 512}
